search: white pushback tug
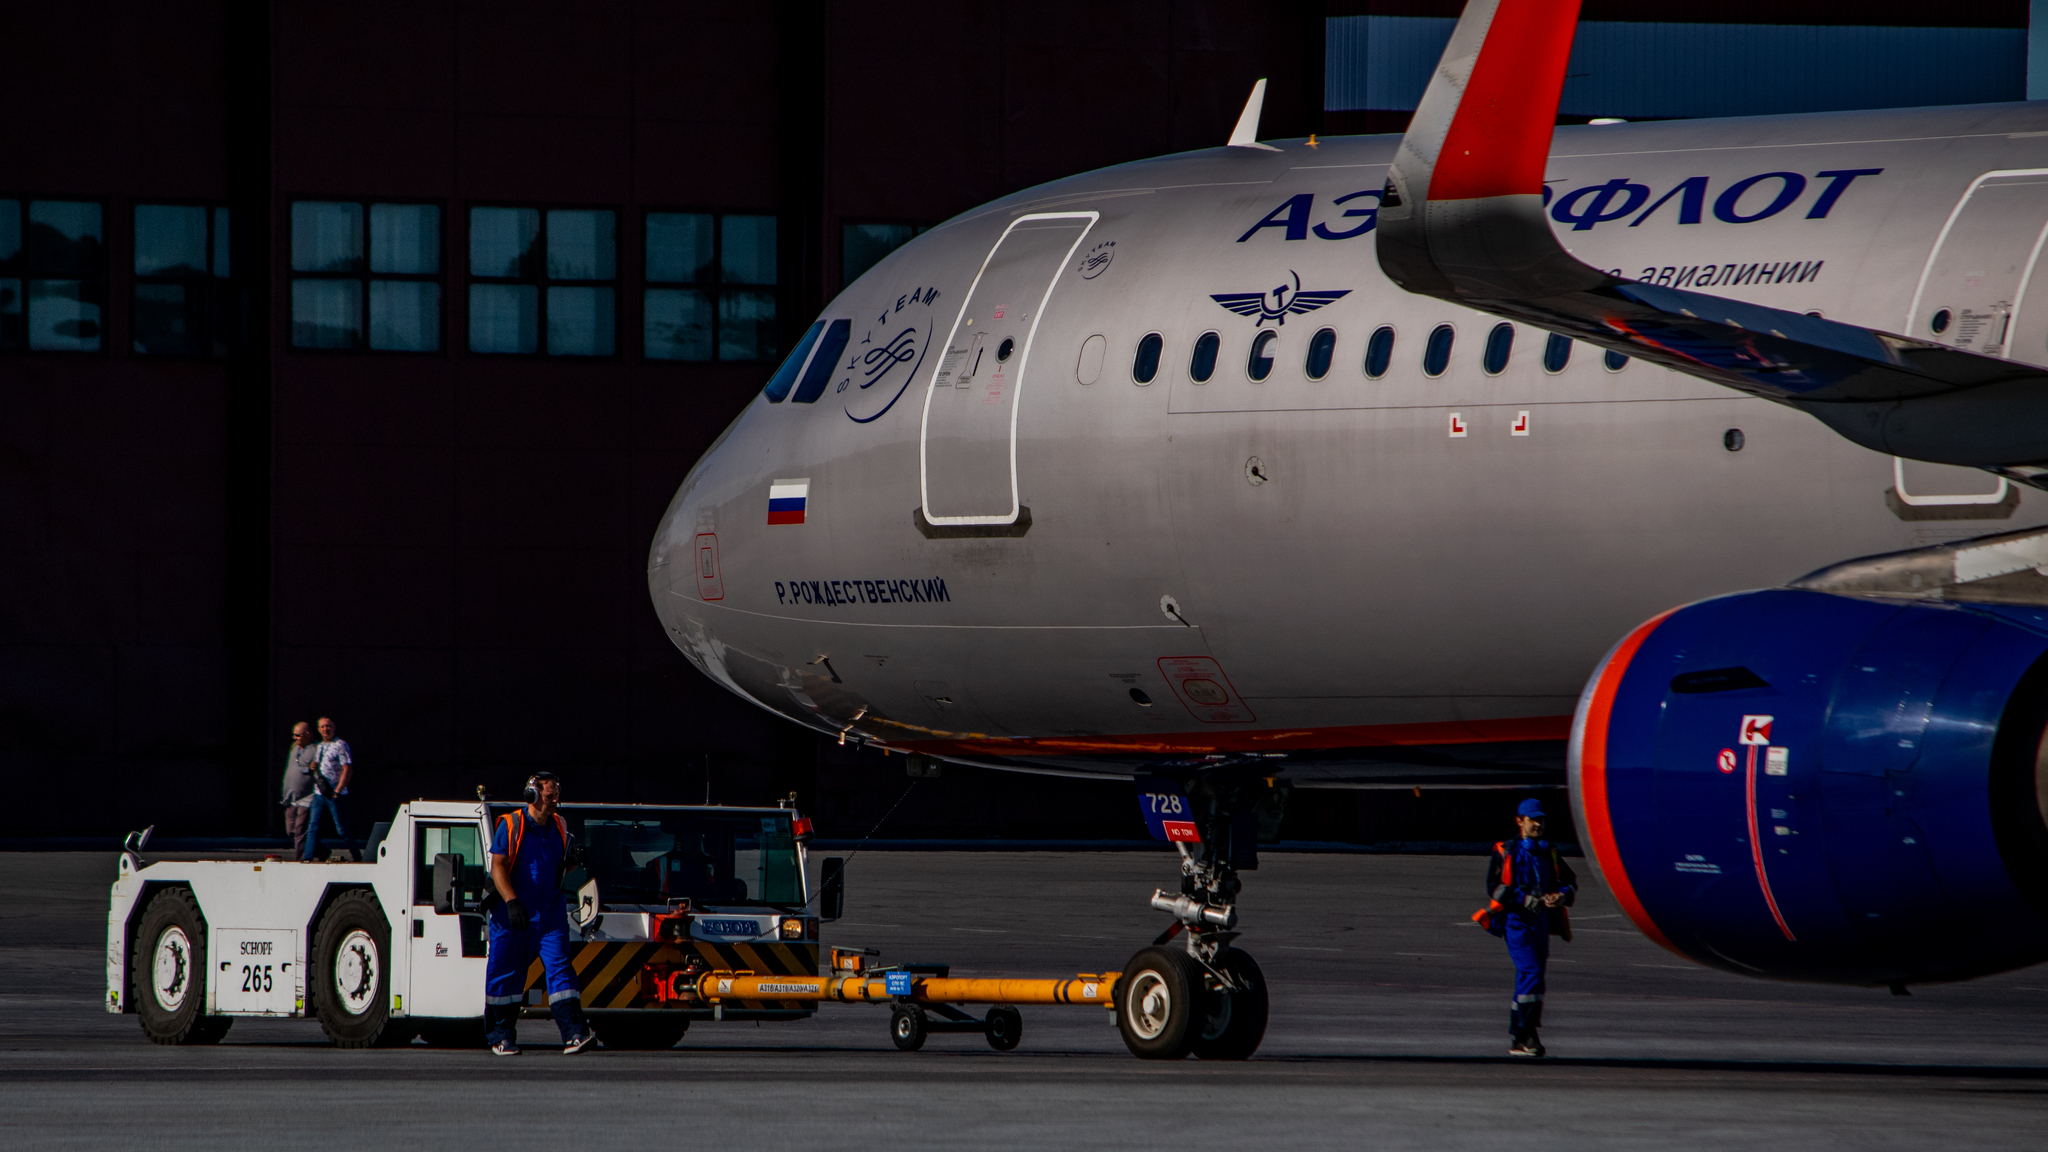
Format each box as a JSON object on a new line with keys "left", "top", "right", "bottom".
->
{"left": 106, "top": 797, "right": 1152, "bottom": 1054}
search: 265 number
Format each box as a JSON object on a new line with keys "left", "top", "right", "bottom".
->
{"left": 241, "top": 964, "right": 274, "bottom": 993}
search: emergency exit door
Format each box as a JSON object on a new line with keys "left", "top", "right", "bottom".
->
{"left": 1908, "top": 169, "right": 2048, "bottom": 362}
{"left": 1892, "top": 170, "right": 2048, "bottom": 509}
{"left": 919, "top": 212, "right": 1096, "bottom": 525}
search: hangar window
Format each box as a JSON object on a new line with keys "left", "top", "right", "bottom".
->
{"left": 469, "top": 205, "right": 614, "bottom": 357}
{"left": 290, "top": 201, "right": 442, "bottom": 352}
{"left": 841, "top": 220, "right": 929, "bottom": 289}
{"left": 645, "top": 211, "right": 778, "bottom": 363}
{"left": 0, "top": 198, "right": 106, "bottom": 353}
{"left": 134, "top": 204, "right": 232, "bottom": 356}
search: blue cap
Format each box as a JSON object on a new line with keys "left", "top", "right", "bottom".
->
{"left": 1517, "top": 798, "right": 1547, "bottom": 819}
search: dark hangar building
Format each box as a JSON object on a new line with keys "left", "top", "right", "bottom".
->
{"left": 1, "top": 1, "right": 2033, "bottom": 840}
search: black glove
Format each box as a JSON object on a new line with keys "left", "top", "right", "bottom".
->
{"left": 504, "top": 899, "right": 531, "bottom": 930}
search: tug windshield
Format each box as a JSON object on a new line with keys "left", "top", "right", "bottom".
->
{"left": 529, "top": 807, "right": 803, "bottom": 908}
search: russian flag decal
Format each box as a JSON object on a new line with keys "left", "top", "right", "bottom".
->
{"left": 767, "top": 478, "right": 810, "bottom": 525}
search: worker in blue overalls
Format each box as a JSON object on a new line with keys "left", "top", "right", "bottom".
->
{"left": 1475, "top": 797, "right": 1576, "bottom": 1057}
{"left": 485, "top": 772, "right": 596, "bottom": 1055}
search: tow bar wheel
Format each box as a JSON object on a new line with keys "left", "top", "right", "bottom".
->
{"left": 312, "top": 890, "right": 410, "bottom": 1049}
{"left": 133, "top": 889, "right": 232, "bottom": 1045}
{"left": 1115, "top": 946, "right": 1201, "bottom": 1059}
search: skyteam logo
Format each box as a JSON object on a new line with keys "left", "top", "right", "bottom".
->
{"left": 843, "top": 285, "right": 941, "bottom": 425}
{"left": 1211, "top": 272, "right": 1349, "bottom": 327}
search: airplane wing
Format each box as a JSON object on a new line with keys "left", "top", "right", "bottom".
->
{"left": 1209, "top": 292, "right": 1268, "bottom": 317}
{"left": 1376, "top": 0, "right": 2048, "bottom": 484}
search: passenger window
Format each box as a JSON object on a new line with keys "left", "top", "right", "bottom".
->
{"left": 1304, "top": 327, "right": 1336, "bottom": 380}
{"left": 1482, "top": 323, "right": 1513, "bottom": 375}
{"left": 1132, "top": 332, "right": 1163, "bottom": 384}
{"left": 1364, "top": 325, "right": 1394, "bottom": 379}
{"left": 1603, "top": 349, "right": 1630, "bottom": 372}
{"left": 1542, "top": 332, "right": 1571, "bottom": 373}
{"left": 1423, "top": 324, "right": 1454, "bottom": 378}
{"left": 1189, "top": 331, "right": 1220, "bottom": 383}
{"left": 1246, "top": 330, "right": 1277, "bottom": 381}
{"left": 414, "top": 823, "right": 484, "bottom": 904}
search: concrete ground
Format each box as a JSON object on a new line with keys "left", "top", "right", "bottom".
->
{"left": 3, "top": 849, "right": 2046, "bottom": 1149}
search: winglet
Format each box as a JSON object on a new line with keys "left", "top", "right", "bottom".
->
{"left": 1228, "top": 79, "right": 1281, "bottom": 151}
{"left": 1376, "top": 0, "right": 1598, "bottom": 300}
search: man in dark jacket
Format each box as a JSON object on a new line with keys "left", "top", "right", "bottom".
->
{"left": 1480, "top": 797, "right": 1576, "bottom": 1057}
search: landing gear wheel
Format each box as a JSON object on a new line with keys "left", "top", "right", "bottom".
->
{"left": 1115, "top": 946, "right": 1202, "bottom": 1059}
{"left": 984, "top": 1005, "right": 1023, "bottom": 1051}
{"left": 415, "top": 1018, "right": 489, "bottom": 1049}
{"left": 594, "top": 1014, "right": 691, "bottom": 1050}
{"left": 312, "top": 891, "right": 409, "bottom": 1048}
{"left": 889, "top": 1005, "right": 928, "bottom": 1051}
{"left": 133, "top": 890, "right": 233, "bottom": 1046}
{"left": 1190, "top": 948, "right": 1268, "bottom": 1060}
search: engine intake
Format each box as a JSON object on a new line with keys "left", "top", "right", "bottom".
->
{"left": 1570, "top": 588, "right": 2048, "bottom": 985}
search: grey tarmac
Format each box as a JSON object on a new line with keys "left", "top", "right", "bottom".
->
{"left": 3, "top": 849, "right": 2045, "bottom": 1149}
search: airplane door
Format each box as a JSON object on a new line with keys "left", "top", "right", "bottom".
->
{"left": 1908, "top": 169, "right": 2048, "bottom": 361}
{"left": 1894, "top": 170, "right": 2048, "bottom": 512}
{"left": 920, "top": 212, "right": 1096, "bottom": 526}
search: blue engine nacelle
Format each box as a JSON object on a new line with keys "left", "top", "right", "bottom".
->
{"left": 1570, "top": 588, "right": 2048, "bottom": 985}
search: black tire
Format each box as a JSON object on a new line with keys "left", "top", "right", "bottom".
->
{"left": 312, "top": 890, "right": 408, "bottom": 1048}
{"left": 416, "top": 1018, "right": 490, "bottom": 1049}
{"left": 984, "top": 1005, "right": 1023, "bottom": 1052}
{"left": 1115, "top": 946, "right": 1202, "bottom": 1059}
{"left": 133, "top": 889, "right": 233, "bottom": 1046}
{"left": 1190, "top": 948, "right": 1268, "bottom": 1060}
{"left": 889, "top": 1005, "right": 928, "bottom": 1051}
{"left": 594, "top": 1014, "right": 691, "bottom": 1050}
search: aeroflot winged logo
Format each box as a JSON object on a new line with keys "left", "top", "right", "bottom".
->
{"left": 1211, "top": 271, "right": 1349, "bottom": 327}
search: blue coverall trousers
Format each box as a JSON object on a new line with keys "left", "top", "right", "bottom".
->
{"left": 1504, "top": 911, "right": 1548, "bottom": 1041}
{"left": 484, "top": 909, "right": 585, "bottom": 1044}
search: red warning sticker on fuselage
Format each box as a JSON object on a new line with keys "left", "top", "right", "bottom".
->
{"left": 1157, "top": 657, "right": 1256, "bottom": 723}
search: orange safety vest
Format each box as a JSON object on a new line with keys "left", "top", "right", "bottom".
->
{"left": 498, "top": 809, "right": 569, "bottom": 864}
{"left": 1472, "top": 839, "right": 1572, "bottom": 941}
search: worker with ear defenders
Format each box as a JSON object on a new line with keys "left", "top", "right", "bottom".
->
{"left": 484, "top": 771, "right": 596, "bottom": 1055}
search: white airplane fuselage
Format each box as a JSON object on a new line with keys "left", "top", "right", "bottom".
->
{"left": 649, "top": 102, "right": 2048, "bottom": 783}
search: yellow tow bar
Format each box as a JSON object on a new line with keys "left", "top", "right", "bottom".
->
{"left": 687, "top": 950, "right": 1121, "bottom": 1051}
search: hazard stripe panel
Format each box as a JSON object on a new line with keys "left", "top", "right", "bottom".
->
{"left": 523, "top": 941, "right": 819, "bottom": 1009}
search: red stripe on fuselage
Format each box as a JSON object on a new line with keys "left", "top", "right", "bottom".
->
{"left": 1428, "top": 0, "right": 1583, "bottom": 202}
{"left": 893, "top": 714, "right": 1570, "bottom": 758}
{"left": 1576, "top": 609, "right": 1685, "bottom": 957}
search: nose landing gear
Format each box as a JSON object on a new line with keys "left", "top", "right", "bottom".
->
{"left": 1116, "top": 772, "right": 1274, "bottom": 1060}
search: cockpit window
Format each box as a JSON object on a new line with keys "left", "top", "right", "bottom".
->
{"left": 514, "top": 806, "right": 805, "bottom": 909}
{"left": 791, "top": 319, "right": 852, "bottom": 403}
{"left": 763, "top": 320, "right": 825, "bottom": 402}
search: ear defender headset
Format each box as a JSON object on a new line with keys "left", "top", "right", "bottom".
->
{"left": 523, "top": 771, "right": 561, "bottom": 805}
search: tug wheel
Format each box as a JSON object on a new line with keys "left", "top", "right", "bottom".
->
{"left": 1114, "top": 946, "right": 1202, "bottom": 1059}
{"left": 889, "top": 1005, "right": 928, "bottom": 1051}
{"left": 133, "top": 889, "right": 233, "bottom": 1046}
{"left": 1190, "top": 948, "right": 1268, "bottom": 1060}
{"left": 984, "top": 1004, "right": 1023, "bottom": 1051}
{"left": 312, "top": 890, "right": 409, "bottom": 1048}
